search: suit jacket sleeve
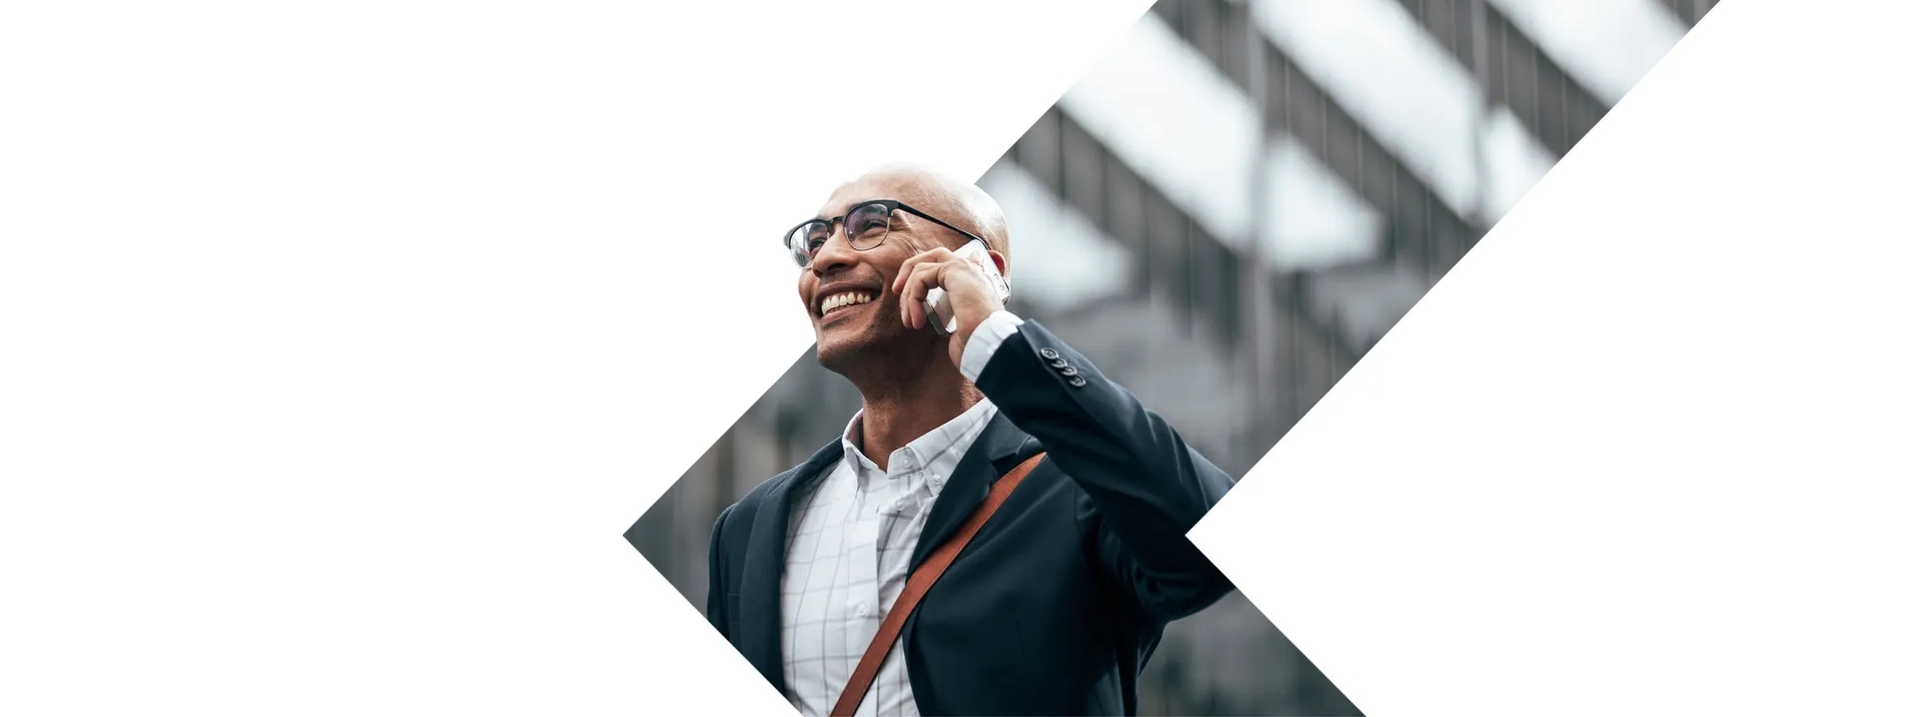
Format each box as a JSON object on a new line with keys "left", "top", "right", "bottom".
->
{"left": 705, "top": 503, "right": 734, "bottom": 639}
{"left": 971, "top": 318, "right": 1236, "bottom": 621}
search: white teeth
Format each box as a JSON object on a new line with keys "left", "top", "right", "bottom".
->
{"left": 821, "top": 292, "right": 872, "bottom": 315}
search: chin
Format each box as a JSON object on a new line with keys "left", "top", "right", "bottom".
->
{"left": 816, "top": 317, "right": 912, "bottom": 373}
{"left": 814, "top": 326, "right": 873, "bottom": 374}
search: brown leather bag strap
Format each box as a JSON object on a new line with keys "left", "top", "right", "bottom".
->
{"left": 829, "top": 452, "right": 1046, "bottom": 717}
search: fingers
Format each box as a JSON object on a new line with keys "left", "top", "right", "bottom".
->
{"left": 893, "top": 247, "right": 956, "bottom": 330}
{"left": 891, "top": 254, "right": 919, "bottom": 299}
{"left": 900, "top": 261, "right": 947, "bottom": 329}
{"left": 891, "top": 247, "right": 953, "bottom": 296}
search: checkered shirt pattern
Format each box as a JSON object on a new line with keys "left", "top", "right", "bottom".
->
{"left": 779, "top": 398, "right": 1000, "bottom": 717}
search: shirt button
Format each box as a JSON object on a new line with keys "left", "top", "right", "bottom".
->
{"left": 929, "top": 477, "right": 945, "bottom": 490}
{"left": 854, "top": 603, "right": 870, "bottom": 617}
{"left": 893, "top": 498, "right": 907, "bottom": 512}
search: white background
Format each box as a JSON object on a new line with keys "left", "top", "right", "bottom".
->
{"left": 1, "top": 2, "right": 1151, "bottom": 714}
{"left": 1196, "top": 0, "right": 1920, "bottom": 715}
{"left": 4, "top": 1, "right": 1919, "bottom": 715}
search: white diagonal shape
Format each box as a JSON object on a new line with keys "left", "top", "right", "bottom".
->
{"left": 1195, "top": 0, "right": 1920, "bottom": 714}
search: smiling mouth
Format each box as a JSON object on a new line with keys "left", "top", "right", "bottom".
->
{"left": 818, "top": 290, "right": 878, "bottom": 318}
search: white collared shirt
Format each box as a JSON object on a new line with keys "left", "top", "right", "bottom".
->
{"left": 779, "top": 311, "right": 1025, "bottom": 717}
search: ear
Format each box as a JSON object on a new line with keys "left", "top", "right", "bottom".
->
{"left": 986, "top": 249, "right": 1009, "bottom": 279}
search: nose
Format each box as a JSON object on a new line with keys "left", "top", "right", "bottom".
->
{"left": 807, "top": 225, "right": 860, "bottom": 277}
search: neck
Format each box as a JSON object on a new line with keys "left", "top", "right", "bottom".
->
{"left": 845, "top": 352, "right": 982, "bottom": 471}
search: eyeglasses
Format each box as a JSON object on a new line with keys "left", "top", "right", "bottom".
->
{"left": 783, "top": 199, "right": 988, "bottom": 268}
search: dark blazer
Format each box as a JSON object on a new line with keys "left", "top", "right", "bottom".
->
{"left": 706, "top": 320, "right": 1237, "bottom": 716}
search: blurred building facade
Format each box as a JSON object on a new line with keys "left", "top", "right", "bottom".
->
{"left": 632, "top": 1, "right": 1717, "bottom": 713}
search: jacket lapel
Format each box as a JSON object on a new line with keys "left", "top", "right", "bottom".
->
{"left": 734, "top": 409, "right": 1039, "bottom": 689}
{"left": 736, "top": 438, "right": 843, "bottom": 693}
{"left": 908, "top": 410, "right": 1040, "bottom": 569}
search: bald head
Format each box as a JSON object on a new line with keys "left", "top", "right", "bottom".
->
{"left": 820, "top": 164, "right": 1012, "bottom": 277}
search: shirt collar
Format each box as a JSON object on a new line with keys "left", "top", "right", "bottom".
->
{"left": 839, "top": 399, "right": 999, "bottom": 491}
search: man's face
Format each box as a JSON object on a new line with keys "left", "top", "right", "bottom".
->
{"left": 796, "top": 181, "right": 952, "bottom": 370}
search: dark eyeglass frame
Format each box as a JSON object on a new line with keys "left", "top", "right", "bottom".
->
{"left": 784, "top": 199, "right": 989, "bottom": 268}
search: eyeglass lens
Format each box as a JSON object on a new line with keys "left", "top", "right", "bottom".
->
{"left": 788, "top": 202, "right": 894, "bottom": 267}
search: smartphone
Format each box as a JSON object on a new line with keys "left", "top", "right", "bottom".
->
{"left": 925, "top": 241, "right": 1011, "bottom": 337}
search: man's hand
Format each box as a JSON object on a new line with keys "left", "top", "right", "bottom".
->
{"left": 893, "top": 246, "right": 1006, "bottom": 369}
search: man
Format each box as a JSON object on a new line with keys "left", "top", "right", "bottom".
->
{"left": 706, "top": 165, "right": 1236, "bottom": 716}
